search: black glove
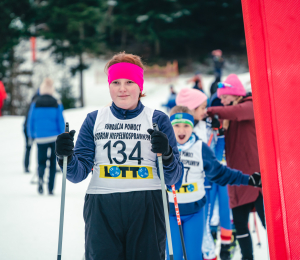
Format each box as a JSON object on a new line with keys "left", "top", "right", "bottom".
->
{"left": 211, "top": 116, "right": 220, "bottom": 129}
{"left": 147, "top": 129, "right": 174, "bottom": 166}
{"left": 55, "top": 130, "right": 76, "bottom": 165}
{"left": 218, "top": 128, "right": 225, "bottom": 136}
{"left": 147, "top": 129, "right": 170, "bottom": 155}
{"left": 248, "top": 172, "right": 262, "bottom": 188}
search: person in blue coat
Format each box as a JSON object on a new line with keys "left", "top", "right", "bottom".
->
{"left": 54, "top": 52, "right": 183, "bottom": 260}
{"left": 162, "top": 85, "right": 177, "bottom": 112}
{"left": 27, "top": 78, "right": 65, "bottom": 194}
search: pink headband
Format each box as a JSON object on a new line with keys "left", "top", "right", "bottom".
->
{"left": 108, "top": 62, "right": 144, "bottom": 92}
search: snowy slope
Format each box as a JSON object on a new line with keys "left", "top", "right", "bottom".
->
{"left": 1, "top": 47, "right": 266, "bottom": 259}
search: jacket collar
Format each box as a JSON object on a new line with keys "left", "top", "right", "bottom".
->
{"left": 110, "top": 101, "right": 145, "bottom": 119}
{"left": 240, "top": 93, "right": 252, "bottom": 103}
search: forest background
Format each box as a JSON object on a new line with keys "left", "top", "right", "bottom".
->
{"left": 0, "top": 0, "right": 247, "bottom": 114}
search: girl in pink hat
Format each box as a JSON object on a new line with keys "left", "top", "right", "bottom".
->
{"left": 207, "top": 74, "right": 265, "bottom": 260}
{"left": 176, "top": 88, "right": 208, "bottom": 141}
{"left": 55, "top": 52, "right": 183, "bottom": 260}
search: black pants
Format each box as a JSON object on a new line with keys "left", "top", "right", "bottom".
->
{"left": 232, "top": 192, "right": 265, "bottom": 260}
{"left": 83, "top": 190, "right": 166, "bottom": 260}
{"left": 37, "top": 142, "right": 56, "bottom": 192}
{"left": 24, "top": 130, "right": 32, "bottom": 170}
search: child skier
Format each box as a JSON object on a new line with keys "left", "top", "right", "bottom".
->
{"left": 176, "top": 88, "right": 233, "bottom": 260}
{"left": 166, "top": 105, "right": 261, "bottom": 260}
{"left": 55, "top": 52, "right": 183, "bottom": 260}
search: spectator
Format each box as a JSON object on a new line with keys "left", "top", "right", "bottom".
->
{"left": 27, "top": 78, "right": 65, "bottom": 195}
{"left": 207, "top": 74, "right": 265, "bottom": 260}
{"left": 212, "top": 50, "right": 224, "bottom": 78}
{"left": 210, "top": 75, "right": 221, "bottom": 97}
{"left": 187, "top": 73, "right": 204, "bottom": 93}
{"left": 0, "top": 81, "right": 7, "bottom": 116}
{"left": 162, "top": 85, "right": 177, "bottom": 112}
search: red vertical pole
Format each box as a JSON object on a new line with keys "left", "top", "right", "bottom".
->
{"left": 30, "top": 37, "right": 36, "bottom": 62}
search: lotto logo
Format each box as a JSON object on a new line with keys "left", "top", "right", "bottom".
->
{"left": 168, "top": 183, "right": 198, "bottom": 193}
{"left": 99, "top": 165, "right": 153, "bottom": 179}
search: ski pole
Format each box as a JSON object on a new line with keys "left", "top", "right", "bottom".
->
{"left": 208, "top": 114, "right": 220, "bottom": 147}
{"left": 253, "top": 212, "right": 261, "bottom": 247}
{"left": 171, "top": 184, "right": 188, "bottom": 260}
{"left": 153, "top": 123, "right": 174, "bottom": 260}
{"left": 57, "top": 122, "right": 69, "bottom": 260}
{"left": 207, "top": 133, "right": 214, "bottom": 147}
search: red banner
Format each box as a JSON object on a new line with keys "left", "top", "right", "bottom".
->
{"left": 241, "top": 0, "right": 300, "bottom": 259}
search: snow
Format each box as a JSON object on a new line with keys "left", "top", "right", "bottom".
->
{"left": 0, "top": 47, "right": 267, "bottom": 259}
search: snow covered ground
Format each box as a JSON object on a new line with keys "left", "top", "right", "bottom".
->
{"left": 0, "top": 52, "right": 267, "bottom": 259}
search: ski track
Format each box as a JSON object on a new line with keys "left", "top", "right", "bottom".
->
{"left": 0, "top": 60, "right": 267, "bottom": 259}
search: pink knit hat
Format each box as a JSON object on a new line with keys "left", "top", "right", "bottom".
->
{"left": 217, "top": 74, "right": 246, "bottom": 97}
{"left": 176, "top": 88, "right": 207, "bottom": 110}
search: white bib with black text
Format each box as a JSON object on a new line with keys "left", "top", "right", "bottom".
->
{"left": 168, "top": 140, "right": 205, "bottom": 203}
{"left": 86, "top": 106, "right": 161, "bottom": 194}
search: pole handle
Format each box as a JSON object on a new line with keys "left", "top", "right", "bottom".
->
{"left": 65, "top": 122, "right": 69, "bottom": 133}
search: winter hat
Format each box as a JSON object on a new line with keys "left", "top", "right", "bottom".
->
{"left": 212, "top": 49, "right": 222, "bottom": 56}
{"left": 176, "top": 88, "right": 207, "bottom": 110}
{"left": 217, "top": 74, "right": 246, "bottom": 98}
{"left": 39, "top": 78, "right": 54, "bottom": 95}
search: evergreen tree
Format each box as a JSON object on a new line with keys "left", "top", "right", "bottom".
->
{"left": 57, "top": 77, "right": 77, "bottom": 110}
{"left": 109, "top": 0, "right": 180, "bottom": 56}
{"left": 35, "top": 0, "right": 106, "bottom": 107}
{"left": 107, "top": 0, "right": 245, "bottom": 59}
{"left": 0, "top": 0, "right": 33, "bottom": 115}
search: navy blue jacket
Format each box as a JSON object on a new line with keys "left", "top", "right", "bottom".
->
{"left": 27, "top": 95, "right": 65, "bottom": 139}
{"left": 65, "top": 101, "right": 183, "bottom": 187}
{"left": 169, "top": 135, "right": 249, "bottom": 216}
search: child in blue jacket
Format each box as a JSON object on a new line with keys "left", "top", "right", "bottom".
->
{"left": 166, "top": 106, "right": 261, "bottom": 260}
{"left": 27, "top": 78, "right": 65, "bottom": 194}
{"left": 176, "top": 88, "right": 233, "bottom": 259}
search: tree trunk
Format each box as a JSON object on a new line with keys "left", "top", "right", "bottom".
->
{"left": 79, "top": 53, "right": 84, "bottom": 107}
{"left": 155, "top": 39, "right": 160, "bottom": 56}
{"left": 121, "top": 28, "right": 127, "bottom": 49}
{"left": 8, "top": 49, "right": 15, "bottom": 115}
{"left": 79, "top": 24, "right": 85, "bottom": 107}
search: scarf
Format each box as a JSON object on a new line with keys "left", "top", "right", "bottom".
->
{"left": 177, "top": 133, "right": 196, "bottom": 152}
